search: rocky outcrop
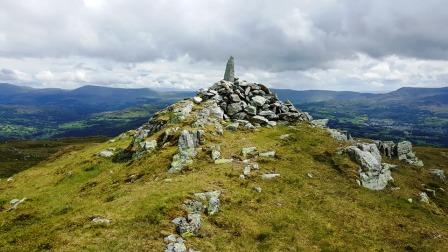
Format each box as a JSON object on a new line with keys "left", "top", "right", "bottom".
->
{"left": 346, "top": 143, "right": 393, "bottom": 190}
{"left": 169, "top": 130, "right": 204, "bottom": 173}
{"left": 375, "top": 140, "right": 424, "bottom": 167}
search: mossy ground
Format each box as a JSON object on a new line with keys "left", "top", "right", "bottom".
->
{"left": 0, "top": 124, "right": 447, "bottom": 251}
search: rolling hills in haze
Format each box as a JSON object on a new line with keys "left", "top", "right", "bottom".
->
{"left": 0, "top": 83, "right": 447, "bottom": 146}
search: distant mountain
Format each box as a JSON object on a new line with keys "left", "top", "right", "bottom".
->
{"left": 1, "top": 83, "right": 447, "bottom": 146}
{"left": 0, "top": 83, "right": 194, "bottom": 140}
{"left": 289, "top": 86, "right": 448, "bottom": 146}
{"left": 274, "top": 89, "right": 376, "bottom": 104}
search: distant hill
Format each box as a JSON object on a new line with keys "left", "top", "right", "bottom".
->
{"left": 286, "top": 87, "right": 448, "bottom": 146}
{"left": 274, "top": 89, "right": 376, "bottom": 104}
{"left": 1, "top": 83, "right": 447, "bottom": 146}
{"left": 0, "top": 83, "right": 194, "bottom": 140}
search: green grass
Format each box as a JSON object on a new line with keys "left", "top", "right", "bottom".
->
{"left": 0, "top": 123, "right": 447, "bottom": 251}
{"left": 0, "top": 137, "right": 107, "bottom": 178}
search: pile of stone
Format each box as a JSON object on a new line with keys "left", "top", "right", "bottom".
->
{"left": 376, "top": 140, "right": 424, "bottom": 167}
{"left": 345, "top": 143, "right": 394, "bottom": 190}
{"left": 165, "top": 191, "right": 221, "bottom": 251}
{"left": 195, "top": 57, "right": 311, "bottom": 126}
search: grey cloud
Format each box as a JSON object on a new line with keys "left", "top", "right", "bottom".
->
{"left": 1, "top": 0, "right": 448, "bottom": 69}
{"left": 0, "top": 0, "right": 447, "bottom": 91}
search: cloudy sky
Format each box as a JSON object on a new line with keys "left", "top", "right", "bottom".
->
{"left": 0, "top": 0, "right": 447, "bottom": 92}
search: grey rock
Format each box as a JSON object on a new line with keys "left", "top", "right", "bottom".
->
{"left": 245, "top": 105, "right": 257, "bottom": 115}
{"left": 164, "top": 234, "right": 178, "bottom": 243}
{"left": 242, "top": 147, "right": 257, "bottom": 158}
{"left": 92, "top": 217, "right": 111, "bottom": 225}
{"left": 227, "top": 102, "right": 243, "bottom": 116}
{"left": 397, "top": 141, "right": 413, "bottom": 160}
{"left": 99, "top": 148, "right": 115, "bottom": 158}
{"left": 311, "top": 119, "right": 329, "bottom": 128}
{"left": 261, "top": 173, "right": 280, "bottom": 180}
{"left": 226, "top": 122, "right": 239, "bottom": 131}
{"left": 141, "top": 140, "right": 157, "bottom": 151}
{"left": 279, "top": 134, "right": 290, "bottom": 140}
{"left": 419, "top": 192, "right": 430, "bottom": 203}
{"left": 259, "top": 151, "right": 276, "bottom": 157}
{"left": 267, "top": 121, "right": 277, "bottom": 127}
{"left": 254, "top": 187, "right": 262, "bottom": 193}
{"left": 194, "top": 191, "right": 221, "bottom": 215}
{"left": 172, "top": 101, "right": 194, "bottom": 122}
{"left": 211, "top": 145, "right": 221, "bottom": 161}
{"left": 230, "top": 94, "right": 241, "bottom": 102}
{"left": 346, "top": 144, "right": 393, "bottom": 190}
{"left": 259, "top": 110, "right": 277, "bottom": 120}
{"left": 223, "top": 56, "right": 235, "bottom": 82}
{"left": 252, "top": 96, "right": 267, "bottom": 106}
{"left": 250, "top": 115, "right": 269, "bottom": 125}
{"left": 326, "top": 128, "right": 348, "bottom": 141}
{"left": 376, "top": 141, "right": 396, "bottom": 158}
{"left": 184, "top": 200, "right": 204, "bottom": 214}
{"left": 7, "top": 197, "right": 26, "bottom": 212}
{"left": 172, "top": 213, "right": 201, "bottom": 236}
{"left": 214, "top": 159, "right": 233, "bottom": 164}
{"left": 192, "top": 96, "right": 202, "bottom": 104}
{"left": 429, "top": 169, "right": 445, "bottom": 181}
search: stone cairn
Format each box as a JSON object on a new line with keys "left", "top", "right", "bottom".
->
{"left": 113, "top": 56, "right": 311, "bottom": 164}
{"left": 196, "top": 56, "right": 312, "bottom": 126}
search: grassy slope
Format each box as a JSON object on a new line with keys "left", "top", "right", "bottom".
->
{"left": 0, "top": 124, "right": 447, "bottom": 251}
{"left": 0, "top": 138, "right": 107, "bottom": 178}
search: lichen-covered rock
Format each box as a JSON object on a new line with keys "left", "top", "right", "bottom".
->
{"left": 376, "top": 140, "right": 424, "bottom": 167}
{"left": 261, "top": 173, "right": 280, "bottom": 180}
{"left": 429, "top": 169, "right": 445, "bottom": 181}
{"left": 172, "top": 214, "right": 201, "bottom": 237}
{"left": 346, "top": 144, "right": 393, "bottom": 190}
{"left": 326, "top": 128, "right": 349, "bottom": 141}
{"left": 194, "top": 191, "right": 221, "bottom": 215}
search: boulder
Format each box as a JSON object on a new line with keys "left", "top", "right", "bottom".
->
{"left": 261, "top": 173, "right": 280, "bottom": 180}
{"left": 172, "top": 214, "right": 201, "bottom": 236}
{"left": 252, "top": 96, "right": 267, "bottom": 106}
{"left": 7, "top": 198, "right": 26, "bottom": 212}
{"left": 245, "top": 105, "right": 257, "bottom": 115}
{"left": 210, "top": 145, "right": 221, "bottom": 161}
{"left": 311, "top": 119, "right": 329, "bottom": 127}
{"left": 91, "top": 216, "right": 111, "bottom": 225}
{"left": 214, "top": 159, "right": 233, "bottom": 164}
{"left": 192, "top": 96, "right": 202, "bottom": 104}
{"left": 242, "top": 147, "right": 257, "bottom": 158}
{"left": 227, "top": 102, "right": 243, "bottom": 116}
{"left": 419, "top": 192, "right": 430, "bottom": 203}
{"left": 346, "top": 144, "right": 393, "bottom": 190}
{"left": 99, "top": 148, "right": 115, "bottom": 158}
{"left": 429, "top": 169, "right": 445, "bottom": 181}
{"left": 250, "top": 115, "right": 269, "bottom": 125}
{"left": 259, "top": 151, "right": 276, "bottom": 157}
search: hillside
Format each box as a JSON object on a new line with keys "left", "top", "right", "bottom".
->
{"left": 1, "top": 74, "right": 447, "bottom": 251}
{"left": 0, "top": 83, "right": 194, "bottom": 140}
{"left": 277, "top": 87, "right": 448, "bottom": 147}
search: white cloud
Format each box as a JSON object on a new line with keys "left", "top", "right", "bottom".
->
{"left": 0, "top": 0, "right": 447, "bottom": 91}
